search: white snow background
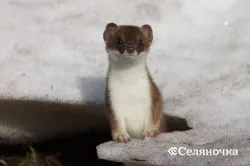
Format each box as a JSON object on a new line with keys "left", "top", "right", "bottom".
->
{"left": 0, "top": 0, "right": 249, "bottom": 151}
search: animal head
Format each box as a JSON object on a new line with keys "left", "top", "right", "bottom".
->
{"left": 103, "top": 23, "right": 153, "bottom": 61}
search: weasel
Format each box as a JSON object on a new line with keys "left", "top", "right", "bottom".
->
{"left": 103, "top": 23, "right": 166, "bottom": 143}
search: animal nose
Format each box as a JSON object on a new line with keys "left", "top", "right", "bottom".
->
{"left": 127, "top": 47, "right": 135, "bottom": 54}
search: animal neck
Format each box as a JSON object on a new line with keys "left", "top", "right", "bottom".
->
{"left": 107, "top": 60, "right": 151, "bottom": 87}
{"left": 107, "top": 51, "right": 148, "bottom": 72}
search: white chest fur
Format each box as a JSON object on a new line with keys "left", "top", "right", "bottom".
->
{"left": 108, "top": 63, "right": 152, "bottom": 138}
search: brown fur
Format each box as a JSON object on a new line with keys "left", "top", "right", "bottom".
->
{"left": 103, "top": 23, "right": 153, "bottom": 54}
{"left": 147, "top": 68, "right": 167, "bottom": 132}
{"left": 104, "top": 73, "right": 118, "bottom": 137}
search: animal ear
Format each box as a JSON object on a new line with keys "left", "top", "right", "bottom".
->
{"left": 141, "top": 24, "right": 153, "bottom": 43}
{"left": 103, "top": 23, "right": 118, "bottom": 43}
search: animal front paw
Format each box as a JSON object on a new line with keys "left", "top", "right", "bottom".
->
{"left": 144, "top": 129, "right": 159, "bottom": 138}
{"left": 112, "top": 132, "right": 131, "bottom": 143}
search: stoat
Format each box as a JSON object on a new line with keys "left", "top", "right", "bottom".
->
{"left": 103, "top": 23, "right": 166, "bottom": 143}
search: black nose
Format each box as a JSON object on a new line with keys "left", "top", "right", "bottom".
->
{"left": 127, "top": 47, "right": 135, "bottom": 54}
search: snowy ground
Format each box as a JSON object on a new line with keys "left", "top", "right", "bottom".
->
{"left": 0, "top": 0, "right": 249, "bottom": 160}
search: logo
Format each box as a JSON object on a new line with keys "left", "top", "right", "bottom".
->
{"left": 167, "top": 147, "right": 177, "bottom": 155}
{"left": 167, "top": 147, "right": 238, "bottom": 156}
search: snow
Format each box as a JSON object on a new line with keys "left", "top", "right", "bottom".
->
{"left": 0, "top": 0, "right": 249, "bottom": 152}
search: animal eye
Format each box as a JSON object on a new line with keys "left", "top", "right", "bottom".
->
{"left": 117, "top": 38, "right": 124, "bottom": 45}
{"left": 138, "top": 39, "right": 143, "bottom": 46}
